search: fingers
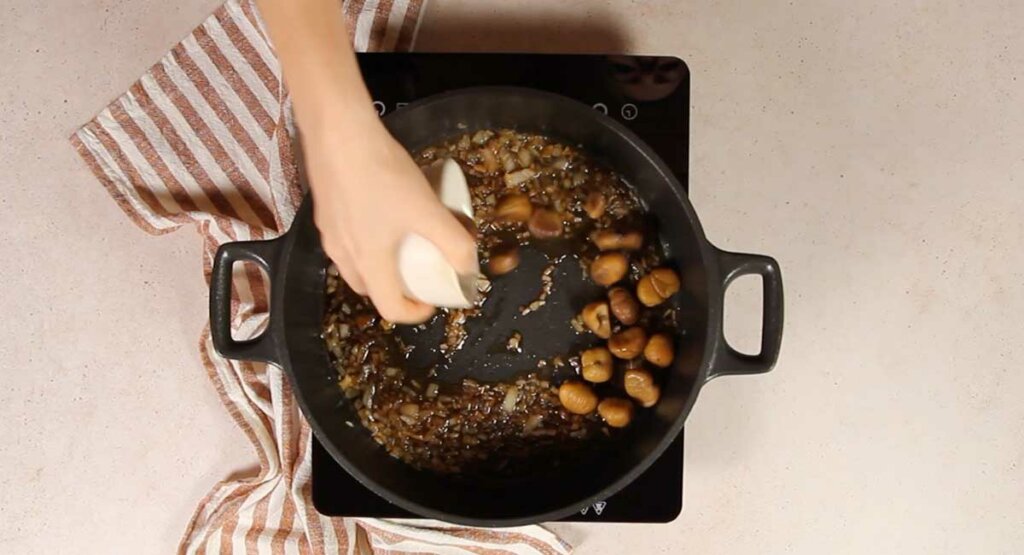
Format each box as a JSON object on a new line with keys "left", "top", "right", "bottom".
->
{"left": 314, "top": 205, "right": 367, "bottom": 295}
{"left": 420, "top": 206, "right": 479, "bottom": 275}
{"left": 369, "top": 283, "right": 437, "bottom": 324}
{"left": 324, "top": 241, "right": 367, "bottom": 296}
{"left": 329, "top": 238, "right": 432, "bottom": 323}
{"left": 363, "top": 248, "right": 436, "bottom": 324}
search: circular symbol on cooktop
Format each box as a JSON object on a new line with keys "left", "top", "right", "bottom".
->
{"left": 621, "top": 103, "right": 638, "bottom": 120}
{"left": 372, "top": 100, "right": 386, "bottom": 116}
{"left": 592, "top": 102, "right": 609, "bottom": 114}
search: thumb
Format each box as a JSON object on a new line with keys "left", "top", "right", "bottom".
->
{"left": 422, "top": 207, "right": 479, "bottom": 275}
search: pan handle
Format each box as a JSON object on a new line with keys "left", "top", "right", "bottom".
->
{"left": 209, "top": 237, "right": 283, "bottom": 365}
{"left": 706, "top": 247, "right": 784, "bottom": 381}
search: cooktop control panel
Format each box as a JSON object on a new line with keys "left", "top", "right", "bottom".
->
{"left": 357, "top": 53, "right": 689, "bottom": 191}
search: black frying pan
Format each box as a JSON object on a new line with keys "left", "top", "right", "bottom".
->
{"left": 209, "top": 87, "right": 783, "bottom": 526}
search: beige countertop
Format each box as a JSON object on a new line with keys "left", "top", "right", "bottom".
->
{"left": 2, "top": 0, "right": 1022, "bottom": 553}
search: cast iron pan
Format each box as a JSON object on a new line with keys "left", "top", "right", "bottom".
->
{"left": 209, "top": 87, "right": 783, "bottom": 526}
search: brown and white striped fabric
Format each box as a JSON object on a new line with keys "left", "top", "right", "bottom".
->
{"left": 70, "top": 1, "right": 573, "bottom": 553}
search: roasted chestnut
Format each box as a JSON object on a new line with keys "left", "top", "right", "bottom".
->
{"left": 590, "top": 252, "right": 628, "bottom": 287}
{"left": 528, "top": 208, "right": 564, "bottom": 239}
{"left": 581, "top": 301, "right": 612, "bottom": 339}
{"left": 608, "top": 327, "right": 647, "bottom": 360}
{"left": 580, "top": 346, "right": 614, "bottom": 383}
{"left": 637, "top": 268, "right": 680, "bottom": 307}
{"left": 487, "top": 246, "right": 520, "bottom": 276}
{"left": 608, "top": 286, "right": 640, "bottom": 325}
{"left": 583, "top": 191, "right": 607, "bottom": 219}
{"left": 598, "top": 397, "right": 634, "bottom": 428}
{"left": 624, "top": 367, "right": 660, "bottom": 408}
{"left": 643, "top": 333, "right": 674, "bottom": 368}
{"left": 591, "top": 229, "right": 643, "bottom": 251}
{"left": 494, "top": 193, "right": 533, "bottom": 223}
{"left": 559, "top": 381, "right": 599, "bottom": 415}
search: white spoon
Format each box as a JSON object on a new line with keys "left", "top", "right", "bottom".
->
{"left": 398, "top": 158, "right": 480, "bottom": 309}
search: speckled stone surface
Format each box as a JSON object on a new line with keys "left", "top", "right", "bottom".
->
{"left": 0, "top": 0, "right": 252, "bottom": 552}
{"left": 419, "top": 1, "right": 1024, "bottom": 552}
{"left": 2, "top": 0, "right": 1022, "bottom": 552}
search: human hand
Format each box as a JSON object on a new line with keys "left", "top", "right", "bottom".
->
{"left": 303, "top": 114, "right": 478, "bottom": 324}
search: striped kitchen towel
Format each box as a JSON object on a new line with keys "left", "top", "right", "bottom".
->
{"left": 70, "top": 0, "right": 573, "bottom": 553}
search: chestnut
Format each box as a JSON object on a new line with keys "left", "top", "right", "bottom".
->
{"left": 583, "top": 191, "right": 607, "bottom": 219}
{"left": 580, "top": 347, "right": 614, "bottom": 383}
{"left": 598, "top": 397, "right": 634, "bottom": 428}
{"left": 528, "top": 208, "right": 564, "bottom": 239}
{"left": 558, "top": 381, "right": 599, "bottom": 415}
{"left": 590, "top": 252, "right": 628, "bottom": 287}
{"left": 608, "top": 326, "right": 647, "bottom": 360}
{"left": 591, "top": 229, "right": 643, "bottom": 251}
{"left": 643, "top": 333, "right": 674, "bottom": 368}
{"left": 487, "top": 246, "right": 520, "bottom": 276}
{"left": 581, "top": 301, "right": 612, "bottom": 339}
{"left": 624, "top": 367, "right": 661, "bottom": 408}
{"left": 636, "top": 268, "right": 680, "bottom": 307}
{"left": 608, "top": 287, "right": 640, "bottom": 325}
{"left": 494, "top": 194, "right": 533, "bottom": 223}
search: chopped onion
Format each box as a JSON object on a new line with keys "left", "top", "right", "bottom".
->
{"left": 499, "top": 149, "right": 517, "bottom": 172}
{"left": 480, "top": 148, "right": 499, "bottom": 173}
{"left": 502, "top": 386, "right": 519, "bottom": 413}
{"left": 504, "top": 168, "right": 538, "bottom": 187}
{"left": 517, "top": 148, "right": 532, "bottom": 167}
{"left": 472, "top": 129, "right": 494, "bottom": 145}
